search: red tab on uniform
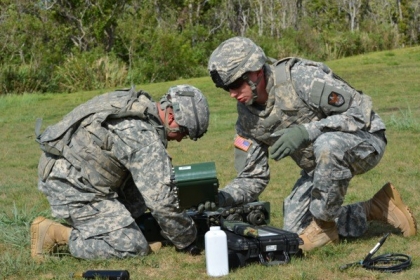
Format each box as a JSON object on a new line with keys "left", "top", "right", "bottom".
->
{"left": 234, "top": 135, "right": 252, "bottom": 152}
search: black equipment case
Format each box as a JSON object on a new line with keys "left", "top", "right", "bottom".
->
{"left": 225, "top": 225, "right": 303, "bottom": 268}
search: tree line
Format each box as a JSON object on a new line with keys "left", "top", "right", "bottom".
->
{"left": 1, "top": 0, "right": 419, "bottom": 94}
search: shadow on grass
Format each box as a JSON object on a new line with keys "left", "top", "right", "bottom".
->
{"left": 340, "top": 220, "right": 402, "bottom": 244}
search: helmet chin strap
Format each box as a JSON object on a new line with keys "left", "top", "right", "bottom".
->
{"left": 243, "top": 73, "right": 263, "bottom": 106}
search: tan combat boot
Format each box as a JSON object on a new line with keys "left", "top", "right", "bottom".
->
{"left": 31, "top": 216, "right": 72, "bottom": 259}
{"left": 363, "top": 182, "right": 417, "bottom": 237}
{"left": 148, "top": 242, "right": 162, "bottom": 254}
{"left": 299, "top": 218, "right": 339, "bottom": 251}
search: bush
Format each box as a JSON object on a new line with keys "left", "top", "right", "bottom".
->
{"left": 54, "top": 50, "right": 127, "bottom": 92}
{"left": 129, "top": 31, "right": 201, "bottom": 84}
{"left": 0, "top": 64, "right": 55, "bottom": 95}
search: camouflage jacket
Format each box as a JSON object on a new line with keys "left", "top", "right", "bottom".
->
{"left": 37, "top": 88, "right": 196, "bottom": 248}
{"left": 219, "top": 57, "right": 386, "bottom": 206}
{"left": 37, "top": 88, "right": 165, "bottom": 190}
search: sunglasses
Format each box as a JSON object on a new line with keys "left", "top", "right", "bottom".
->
{"left": 222, "top": 76, "right": 246, "bottom": 92}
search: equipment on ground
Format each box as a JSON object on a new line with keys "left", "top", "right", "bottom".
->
{"left": 136, "top": 161, "right": 302, "bottom": 268}
{"left": 70, "top": 270, "right": 130, "bottom": 279}
{"left": 339, "top": 233, "right": 412, "bottom": 273}
{"left": 221, "top": 220, "right": 303, "bottom": 268}
{"left": 171, "top": 161, "right": 219, "bottom": 210}
{"left": 136, "top": 201, "right": 271, "bottom": 242}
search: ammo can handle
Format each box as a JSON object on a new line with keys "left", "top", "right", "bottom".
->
{"left": 258, "top": 251, "right": 290, "bottom": 266}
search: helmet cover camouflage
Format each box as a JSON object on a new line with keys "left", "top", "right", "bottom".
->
{"left": 161, "top": 85, "right": 210, "bottom": 140}
{"left": 208, "top": 36, "right": 267, "bottom": 87}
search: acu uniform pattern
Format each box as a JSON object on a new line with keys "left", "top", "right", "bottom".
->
{"left": 37, "top": 89, "right": 196, "bottom": 259}
{"left": 218, "top": 57, "right": 387, "bottom": 237}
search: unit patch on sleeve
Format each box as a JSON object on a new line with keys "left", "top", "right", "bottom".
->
{"left": 234, "top": 135, "right": 252, "bottom": 152}
{"left": 328, "top": 91, "right": 345, "bottom": 107}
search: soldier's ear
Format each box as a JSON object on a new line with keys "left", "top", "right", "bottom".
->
{"left": 166, "top": 107, "right": 176, "bottom": 124}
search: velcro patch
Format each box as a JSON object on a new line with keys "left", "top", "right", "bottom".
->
{"left": 234, "top": 135, "right": 252, "bottom": 152}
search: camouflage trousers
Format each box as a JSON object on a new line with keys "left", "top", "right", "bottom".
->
{"left": 65, "top": 199, "right": 149, "bottom": 259}
{"left": 283, "top": 130, "right": 386, "bottom": 237}
{"left": 40, "top": 157, "right": 197, "bottom": 259}
{"left": 40, "top": 172, "right": 150, "bottom": 259}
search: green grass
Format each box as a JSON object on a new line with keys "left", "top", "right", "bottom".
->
{"left": 1, "top": 46, "right": 420, "bottom": 279}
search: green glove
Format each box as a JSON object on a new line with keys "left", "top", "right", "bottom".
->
{"left": 269, "top": 125, "right": 309, "bottom": 161}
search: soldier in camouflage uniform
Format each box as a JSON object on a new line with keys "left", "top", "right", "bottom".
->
{"left": 31, "top": 85, "right": 210, "bottom": 260}
{"left": 208, "top": 37, "right": 417, "bottom": 251}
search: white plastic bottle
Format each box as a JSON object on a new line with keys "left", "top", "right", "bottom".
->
{"left": 205, "top": 226, "right": 229, "bottom": 277}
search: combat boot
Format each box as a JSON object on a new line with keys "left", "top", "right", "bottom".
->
{"left": 363, "top": 182, "right": 417, "bottom": 237}
{"left": 299, "top": 218, "right": 339, "bottom": 251}
{"left": 148, "top": 242, "right": 162, "bottom": 253}
{"left": 31, "top": 216, "right": 71, "bottom": 259}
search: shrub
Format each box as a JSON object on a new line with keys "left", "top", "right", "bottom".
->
{"left": 0, "top": 64, "right": 55, "bottom": 95}
{"left": 54, "top": 50, "right": 127, "bottom": 93}
{"left": 128, "top": 31, "right": 200, "bottom": 84}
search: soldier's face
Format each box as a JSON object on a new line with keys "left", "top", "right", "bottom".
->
{"left": 228, "top": 71, "right": 262, "bottom": 104}
{"left": 167, "top": 124, "right": 187, "bottom": 142}
{"left": 164, "top": 108, "right": 188, "bottom": 142}
{"left": 168, "top": 131, "right": 185, "bottom": 142}
{"left": 228, "top": 80, "right": 249, "bottom": 103}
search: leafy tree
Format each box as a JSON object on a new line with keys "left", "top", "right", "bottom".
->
{"left": 49, "top": 0, "right": 128, "bottom": 52}
{"left": 1, "top": 0, "right": 419, "bottom": 94}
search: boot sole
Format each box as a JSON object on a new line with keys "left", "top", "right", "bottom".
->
{"left": 384, "top": 183, "right": 417, "bottom": 237}
{"left": 30, "top": 216, "right": 48, "bottom": 259}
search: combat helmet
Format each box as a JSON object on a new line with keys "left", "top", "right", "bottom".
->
{"left": 160, "top": 85, "right": 210, "bottom": 140}
{"left": 208, "top": 36, "right": 267, "bottom": 90}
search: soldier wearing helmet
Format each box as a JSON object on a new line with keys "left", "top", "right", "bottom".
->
{"left": 160, "top": 84, "right": 210, "bottom": 141}
{"left": 208, "top": 37, "right": 416, "bottom": 251}
{"left": 31, "top": 85, "right": 209, "bottom": 260}
{"left": 209, "top": 37, "right": 267, "bottom": 105}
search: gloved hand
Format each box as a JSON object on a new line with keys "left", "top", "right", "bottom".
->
{"left": 269, "top": 125, "right": 309, "bottom": 161}
{"left": 197, "top": 201, "right": 217, "bottom": 214}
{"left": 176, "top": 243, "right": 201, "bottom": 256}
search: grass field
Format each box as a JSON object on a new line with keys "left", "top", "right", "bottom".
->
{"left": 1, "top": 46, "right": 420, "bottom": 279}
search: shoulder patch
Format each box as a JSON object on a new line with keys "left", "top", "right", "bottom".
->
{"left": 328, "top": 91, "right": 345, "bottom": 107}
{"left": 234, "top": 135, "right": 252, "bottom": 152}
